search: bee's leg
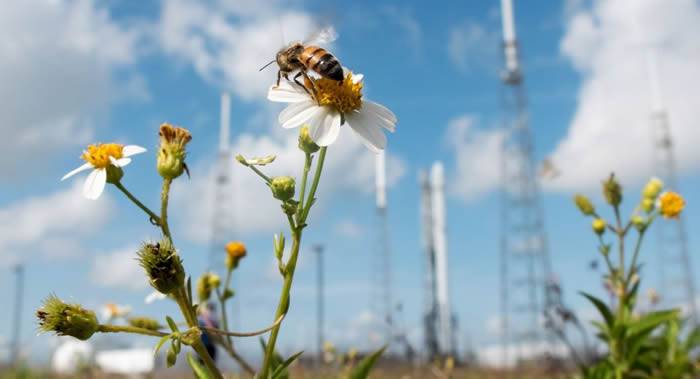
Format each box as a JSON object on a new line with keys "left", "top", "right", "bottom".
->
{"left": 300, "top": 71, "right": 320, "bottom": 103}
{"left": 276, "top": 70, "right": 282, "bottom": 87}
{"left": 293, "top": 71, "right": 316, "bottom": 101}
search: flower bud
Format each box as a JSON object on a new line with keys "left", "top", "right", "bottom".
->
{"left": 128, "top": 317, "right": 162, "bottom": 331}
{"left": 137, "top": 238, "right": 185, "bottom": 295}
{"left": 37, "top": 295, "right": 99, "bottom": 341}
{"left": 659, "top": 191, "right": 685, "bottom": 219}
{"left": 641, "top": 198, "right": 655, "bottom": 213}
{"left": 602, "top": 174, "right": 623, "bottom": 207}
{"left": 196, "top": 272, "right": 220, "bottom": 303}
{"left": 631, "top": 215, "right": 648, "bottom": 232}
{"left": 157, "top": 123, "right": 192, "bottom": 180}
{"left": 270, "top": 176, "right": 296, "bottom": 201}
{"left": 298, "top": 126, "right": 320, "bottom": 154}
{"left": 592, "top": 218, "right": 606, "bottom": 235}
{"left": 180, "top": 327, "right": 203, "bottom": 346}
{"left": 105, "top": 165, "right": 124, "bottom": 184}
{"left": 642, "top": 177, "right": 664, "bottom": 199}
{"left": 166, "top": 347, "right": 177, "bottom": 367}
{"left": 574, "top": 194, "right": 595, "bottom": 216}
{"left": 225, "top": 241, "right": 247, "bottom": 270}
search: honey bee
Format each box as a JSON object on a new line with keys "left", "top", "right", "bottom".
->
{"left": 260, "top": 27, "right": 342, "bottom": 97}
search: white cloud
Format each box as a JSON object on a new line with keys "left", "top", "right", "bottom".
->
{"left": 333, "top": 219, "right": 363, "bottom": 238}
{"left": 447, "top": 20, "right": 498, "bottom": 72}
{"left": 0, "top": 182, "right": 114, "bottom": 266}
{"left": 446, "top": 115, "right": 504, "bottom": 201}
{"left": 172, "top": 127, "right": 406, "bottom": 242}
{"left": 157, "top": 0, "right": 317, "bottom": 101}
{"left": 0, "top": 0, "right": 145, "bottom": 179}
{"left": 547, "top": 0, "right": 700, "bottom": 192}
{"left": 90, "top": 245, "right": 147, "bottom": 291}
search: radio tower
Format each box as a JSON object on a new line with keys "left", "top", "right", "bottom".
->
{"left": 498, "top": 0, "right": 554, "bottom": 366}
{"left": 208, "top": 93, "right": 234, "bottom": 273}
{"left": 646, "top": 51, "right": 697, "bottom": 324}
{"left": 371, "top": 150, "right": 393, "bottom": 345}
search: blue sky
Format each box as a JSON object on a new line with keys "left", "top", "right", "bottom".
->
{"left": 2, "top": 0, "right": 700, "bottom": 367}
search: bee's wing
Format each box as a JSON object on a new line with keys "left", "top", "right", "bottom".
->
{"left": 303, "top": 26, "right": 338, "bottom": 46}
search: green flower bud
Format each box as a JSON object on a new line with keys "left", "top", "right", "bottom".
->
{"left": 179, "top": 327, "right": 203, "bottom": 346}
{"left": 592, "top": 218, "right": 606, "bottom": 235}
{"left": 196, "top": 272, "right": 220, "bottom": 303}
{"left": 157, "top": 123, "right": 192, "bottom": 180}
{"left": 270, "top": 176, "right": 296, "bottom": 201}
{"left": 298, "top": 126, "right": 320, "bottom": 154}
{"left": 222, "top": 288, "right": 234, "bottom": 301}
{"left": 37, "top": 295, "right": 99, "bottom": 341}
{"left": 642, "top": 177, "right": 664, "bottom": 199}
{"left": 602, "top": 174, "right": 623, "bottom": 206}
{"left": 631, "top": 215, "right": 648, "bottom": 232}
{"left": 166, "top": 347, "right": 177, "bottom": 367}
{"left": 105, "top": 165, "right": 124, "bottom": 184}
{"left": 281, "top": 200, "right": 298, "bottom": 216}
{"left": 641, "top": 198, "right": 655, "bottom": 213}
{"left": 128, "top": 317, "right": 162, "bottom": 331}
{"left": 574, "top": 194, "right": 596, "bottom": 216}
{"left": 137, "top": 238, "right": 185, "bottom": 295}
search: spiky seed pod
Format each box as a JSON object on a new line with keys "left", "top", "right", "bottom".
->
{"left": 37, "top": 295, "right": 99, "bottom": 341}
{"left": 128, "top": 317, "right": 162, "bottom": 331}
{"left": 157, "top": 123, "right": 192, "bottom": 180}
{"left": 137, "top": 238, "right": 185, "bottom": 295}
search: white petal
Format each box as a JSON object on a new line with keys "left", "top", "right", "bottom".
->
{"left": 279, "top": 100, "right": 320, "bottom": 129}
{"left": 122, "top": 145, "right": 147, "bottom": 157}
{"left": 346, "top": 112, "right": 386, "bottom": 153}
{"left": 267, "top": 81, "right": 310, "bottom": 103}
{"left": 362, "top": 101, "right": 397, "bottom": 131}
{"left": 83, "top": 169, "right": 107, "bottom": 200}
{"left": 309, "top": 109, "right": 341, "bottom": 146}
{"left": 352, "top": 74, "right": 364, "bottom": 84}
{"left": 110, "top": 156, "right": 132, "bottom": 167}
{"left": 61, "top": 162, "right": 93, "bottom": 181}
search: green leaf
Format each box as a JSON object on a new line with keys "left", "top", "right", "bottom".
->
{"left": 260, "top": 338, "right": 287, "bottom": 379}
{"left": 187, "top": 353, "right": 214, "bottom": 379}
{"left": 271, "top": 351, "right": 304, "bottom": 379}
{"left": 628, "top": 310, "right": 678, "bottom": 339}
{"left": 166, "top": 316, "right": 180, "bottom": 333}
{"left": 154, "top": 335, "right": 170, "bottom": 356}
{"left": 580, "top": 291, "right": 614, "bottom": 327}
{"left": 348, "top": 345, "right": 387, "bottom": 379}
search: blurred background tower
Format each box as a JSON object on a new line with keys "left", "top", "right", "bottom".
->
{"left": 498, "top": 0, "right": 555, "bottom": 366}
{"left": 419, "top": 162, "right": 455, "bottom": 360}
{"left": 370, "top": 151, "right": 393, "bottom": 345}
{"left": 10, "top": 263, "right": 24, "bottom": 366}
{"left": 646, "top": 51, "right": 697, "bottom": 324}
{"left": 208, "top": 93, "right": 234, "bottom": 274}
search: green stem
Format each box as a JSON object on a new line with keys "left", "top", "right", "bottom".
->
{"left": 249, "top": 165, "right": 272, "bottom": 183}
{"left": 296, "top": 153, "right": 312, "bottom": 220}
{"left": 174, "top": 286, "right": 222, "bottom": 379}
{"left": 113, "top": 182, "right": 161, "bottom": 225}
{"left": 626, "top": 231, "right": 646, "bottom": 287}
{"left": 98, "top": 324, "right": 167, "bottom": 337}
{"left": 260, "top": 147, "right": 328, "bottom": 378}
{"left": 161, "top": 178, "right": 173, "bottom": 240}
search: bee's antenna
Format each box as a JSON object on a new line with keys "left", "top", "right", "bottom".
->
{"left": 259, "top": 60, "right": 276, "bottom": 71}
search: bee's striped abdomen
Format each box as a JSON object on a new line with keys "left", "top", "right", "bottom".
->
{"left": 301, "top": 46, "right": 343, "bottom": 81}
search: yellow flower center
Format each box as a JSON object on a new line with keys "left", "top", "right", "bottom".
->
{"left": 313, "top": 73, "right": 363, "bottom": 114}
{"left": 81, "top": 143, "right": 124, "bottom": 169}
{"left": 659, "top": 191, "right": 685, "bottom": 219}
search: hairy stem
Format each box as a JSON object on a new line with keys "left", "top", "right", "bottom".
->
{"left": 98, "top": 324, "right": 167, "bottom": 337}
{"left": 174, "top": 286, "right": 222, "bottom": 379}
{"left": 161, "top": 178, "right": 173, "bottom": 240}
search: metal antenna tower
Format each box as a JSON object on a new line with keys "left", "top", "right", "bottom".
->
{"left": 208, "top": 93, "right": 234, "bottom": 273}
{"left": 498, "top": 0, "right": 555, "bottom": 366}
{"left": 646, "top": 51, "right": 697, "bottom": 324}
{"left": 314, "top": 244, "right": 325, "bottom": 365}
{"left": 371, "top": 150, "right": 393, "bottom": 345}
{"left": 419, "top": 170, "right": 440, "bottom": 360}
{"left": 10, "top": 263, "right": 24, "bottom": 365}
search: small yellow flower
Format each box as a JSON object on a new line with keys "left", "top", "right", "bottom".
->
{"left": 642, "top": 177, "right": 664, "bottom": 199}
{"left": 225, "top": 241, "right": 247, "bottom": 270}
{"left": 659, "top": 191, "right": 685, "bottom": 219}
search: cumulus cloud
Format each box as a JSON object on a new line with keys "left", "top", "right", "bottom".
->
{"left": 90, "top": 245, "right": 147, "bottom": 291}
{"left": 447, "top": 20, "right": 499, "bottom": 72}
{"left": 0, "top": 182, "right": 114, "bottom": 266}
{"left": 158, "top": 0, "right": 318, "bottom": 101}
{"left": 547, "top": 0, "right": 700, "bottom": 192}
{"left": 446, "top": 115, "right": 504, "bottom": 201}
{"left": 171, "top": 127, "right": 406, "bottom": 242}
{"left": 0, "top": 0, "right": 145, "bottom": 179}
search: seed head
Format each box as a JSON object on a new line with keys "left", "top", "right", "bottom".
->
{"left": 37, "top": 295, "right": 99, "bottom": 341}
{"left": 137, "top": 238, "right": 185, "bottom": 295}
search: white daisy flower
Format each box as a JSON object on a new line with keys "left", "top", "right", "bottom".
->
{"left": 61, "top": 143, "right": 147, "bottom": 200}
{"left": 100, "top": 303, "right": 132, "bottom": 322}
{"left": 267, "top": 71, "right": 397, "bottom": 153}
